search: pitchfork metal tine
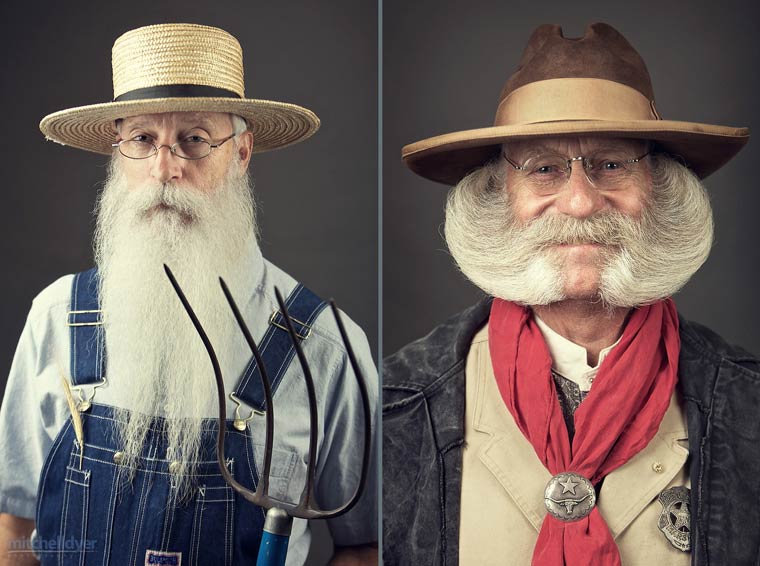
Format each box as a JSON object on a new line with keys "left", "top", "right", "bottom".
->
{"left": 268, "top": 291, "right": 372, "bottom": 518}
{"left": 322, "top": 299, "right": 372, "bottom": 516}
{"left": 163, "top": 265, "right": 263, "bottom": 506}
{"left": 273, "top": 287, "right": 320, "bottom": 511}
{"left": 165, "top": 265, "right": 372, "bottom": 520}
{"left": 219, "top": 277, "right": 275, "bottom": 499}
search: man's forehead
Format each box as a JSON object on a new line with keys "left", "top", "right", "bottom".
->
{"left": 120, "top": 111, "right": 232, "bottom": 131}
{"left": 506, "top": 136, "right": 649, "bottom": 155}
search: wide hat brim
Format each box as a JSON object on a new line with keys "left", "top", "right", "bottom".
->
{"left": 403, "top": 119, "right": 749, "bottom": 185}
{"left": 40, "top": 97, "right": 320, "bottom": 155}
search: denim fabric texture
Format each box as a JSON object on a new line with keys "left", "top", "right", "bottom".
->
{"left": 33, "top": 272, "right": 325, "bottom": 564}
{"left": 0, "top": 244, "right": 379, "bottom": 565}
{"left": 36, "top": 404, "right": 263, "bottom": 565}
{"left": 382, "top": 298, "right": 760, "bottom": 566}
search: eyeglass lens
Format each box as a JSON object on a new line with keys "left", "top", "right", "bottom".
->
{"left": 513, "top": 152, "right": 646, "bottom": 193}
{"left": 118, "top": 140, "right": 212, "bottom": 160}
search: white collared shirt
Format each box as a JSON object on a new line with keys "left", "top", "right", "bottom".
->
{"left": 533, "top": 314, "right": 621, "bottom": 392}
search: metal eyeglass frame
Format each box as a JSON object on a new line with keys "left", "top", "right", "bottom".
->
{"left": 502, "top": 150, "right": 650, "bottom": 186}
{"left": 111, "top": 132, "right": 237, "bottom": 160}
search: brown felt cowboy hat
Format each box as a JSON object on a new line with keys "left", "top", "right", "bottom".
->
{"left": 403, "top": 22, "right": 749, "bottom": 185}
{"left": 39, "top": 23, "right": 320, "bottom": 155}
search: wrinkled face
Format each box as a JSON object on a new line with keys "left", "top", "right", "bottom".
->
{"left": 504, "top": 137, "right": 651, "bottom": 300}
{"left": 116, "top": 111, "right": 251, "bottom": 196}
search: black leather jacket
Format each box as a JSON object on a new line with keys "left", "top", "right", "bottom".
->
{"left": 383, "top": 299, "right": 760, "bottom": 566}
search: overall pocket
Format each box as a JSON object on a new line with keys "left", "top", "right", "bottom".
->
{"left": 185, "top": 444, "right": 299, "bottom": 565}
{"left": 187, "top": 465, "right": 236, "bottom": 566}
{"left": 58, "top": 466, "right": 91, "bottom": 566}
{"left": 36, "top": 416, "right": 110, "bottom": 566}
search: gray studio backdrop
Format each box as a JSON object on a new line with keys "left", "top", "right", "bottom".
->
{"left": 383, "top": 0, "right": 760, "bottom": 357}
{"left": 0, "top": 1, "right": 377, "bottom": 563}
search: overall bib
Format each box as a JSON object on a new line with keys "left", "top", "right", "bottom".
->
{"left": 35, "top": 268, "right": 326, "bottom": 566}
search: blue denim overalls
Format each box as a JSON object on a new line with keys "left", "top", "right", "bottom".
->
{"left": 35, "top": 268, "right": 326, "bottom": 566}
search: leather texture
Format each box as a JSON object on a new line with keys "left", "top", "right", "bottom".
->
{"left": 382, "top": 298, "right": 760, "bottom": 566}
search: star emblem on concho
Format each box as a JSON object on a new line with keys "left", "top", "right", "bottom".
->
{"left": 544, "top": 472, "right": 596, "bottom": 522}
{"left": 559, "top": 476, "right": 579, "bottom": 494}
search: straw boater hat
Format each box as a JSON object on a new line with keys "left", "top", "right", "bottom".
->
{"left": 403, "top": 22, "right": 749, "bottom": 185}
{"left": 39, "top": 23, "right": 319, "bottom": 154}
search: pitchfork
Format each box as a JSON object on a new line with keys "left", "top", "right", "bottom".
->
{"left": 163, "top": 265, "right": 372, "bottom": 566}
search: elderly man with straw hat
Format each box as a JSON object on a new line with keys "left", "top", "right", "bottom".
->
{"left": 0, "top": 23, "right": 377, "bottom": 566}
{"left": 383, "top": 22, "right": 759, "bottom": 566}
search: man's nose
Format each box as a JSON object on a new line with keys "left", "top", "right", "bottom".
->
{"left": 555, "top": 164, "right": 604, "bottom": 218}
{"left": 150, "top": 145, "right": 183, "bottom": 184}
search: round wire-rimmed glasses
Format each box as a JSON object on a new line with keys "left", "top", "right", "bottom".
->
{"left": 112, "top": 132, "right": 237, "bottom": 160}
{"left": 502, "top": 150, "right": 650, "bottom": 192}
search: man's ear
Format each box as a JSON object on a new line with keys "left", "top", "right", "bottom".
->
{"left": 238, "top": 131, "right": 254, "bottom": 168}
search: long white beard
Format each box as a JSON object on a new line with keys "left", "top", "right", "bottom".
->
{"left": 94, "top": 157, "right": 257, "bottom": 497}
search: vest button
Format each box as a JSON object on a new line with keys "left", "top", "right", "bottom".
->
{"left": 652, "top": 462, "right": 664, "bottom": 473}
{"left": 113, "top": 451, "right": 124, "bottom": 465}
{"left": 169, "top": 461, "right": 181, "bottom": 474}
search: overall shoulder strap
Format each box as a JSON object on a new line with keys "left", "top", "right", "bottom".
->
{"left": 234, "top": 283, "right": 327, "bottom": 411}
{"left": 67, "top": 268, "right": 106, "bottom": 386}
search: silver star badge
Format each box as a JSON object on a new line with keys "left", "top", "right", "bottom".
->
{"left": 657, "top": 486, "right": 691, "bottom": 552}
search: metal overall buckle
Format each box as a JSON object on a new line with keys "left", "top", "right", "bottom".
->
{"left": 65, "top": 307, "right": 106, "bottom": 412}
{"left": 69, "top": 379, "right": 107, "bottom": 412}
{"left": 229, "top": 392, "right": 264, "bottom": 431}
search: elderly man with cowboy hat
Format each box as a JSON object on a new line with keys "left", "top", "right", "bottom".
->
{"left": 383, "top": 22, "right": 759, "bottom": 566}
{"left": 0, "top": 23, "right": 378, "bottom": 566}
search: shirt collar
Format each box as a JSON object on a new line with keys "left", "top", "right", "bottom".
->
{"left": 242, "top": 235, "right": 266, "bottom": 300}
{"left": 533, "top": 313, "right": 620, "bottom": 391}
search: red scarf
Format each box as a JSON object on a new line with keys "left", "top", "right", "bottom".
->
{"left": 488, "top": 298, "right": 680, "bottom": 566}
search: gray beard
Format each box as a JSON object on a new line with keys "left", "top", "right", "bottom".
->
{"left": 93, "top": 157, "right": 258, "bottom": 498}
{"left": 444, "top": 157, "right": 714, "bottom": 308}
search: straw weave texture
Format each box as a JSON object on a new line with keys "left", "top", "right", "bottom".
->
{"left": 112, "top": 23, "right": 245, "bottom": 98}
{"left": 39, "top": 23, "right": 319, "bottom": 154}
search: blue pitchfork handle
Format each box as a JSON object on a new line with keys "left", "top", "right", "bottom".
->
{"left": 257, "top": 508, "right": 293, "bottom": 566}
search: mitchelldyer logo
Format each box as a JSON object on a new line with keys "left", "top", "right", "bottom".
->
{"left": 145, "top": 550, "right": 182, "bottom": 565}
